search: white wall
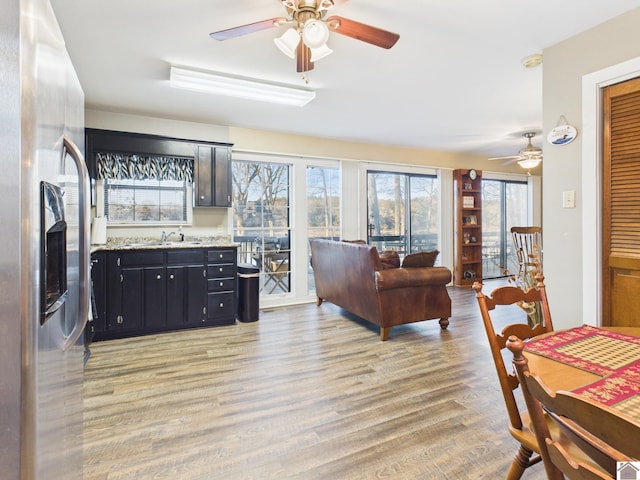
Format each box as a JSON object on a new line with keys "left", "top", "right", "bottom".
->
{"left": 542, "top": 7, "right": 640, "bottom": 328}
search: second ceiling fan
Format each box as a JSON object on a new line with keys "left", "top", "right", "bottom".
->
{"left": 210, "top": 0, "right": 400, "bottom": 73}
{"left": 489, "top": 131, "right": 543, "bottom": 169}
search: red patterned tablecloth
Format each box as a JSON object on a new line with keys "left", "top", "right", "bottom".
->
{"left": 524, "top": 325, "right": 640, "bottom": 421}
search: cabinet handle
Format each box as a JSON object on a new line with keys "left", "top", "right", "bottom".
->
{"left": 219, "top": 253, "right": 223, "bottom": 259}
{"left": 219, "top": 267, "right": 223, "bottom": 273}
{"left": 219, "top": 302, "right": 224, "bottom": 308}
{"left": 120, "top": 274, "right": 123, "bottom": 283}
{"left": 200, "top": 195, "right": 205, "bottom": 200}
{"left": 203, "top": 307, "right": 206, "bottom": 315}
{"left": 169, "top": 274, "right": 174, "bottom": 280}
{"left": 203, "top": 269, "right": 206, "bottom": 277}
{"left": 156, "top": 274, "right": 162, "bottom": 280}
{"left": 219, "top": 281, "right": 224, "bottom": 287}
{"left": 117, "top": 257, "right": 121, "bottom": 267}
{"left": 117, "top": 315, "right": 123, "bottom": 325}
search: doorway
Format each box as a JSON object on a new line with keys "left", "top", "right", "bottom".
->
{"left": 602, "top": 76, "right": 640, "bottom": 327}
{"left": 482, "top": 179, "right": 529, "bottom": 278}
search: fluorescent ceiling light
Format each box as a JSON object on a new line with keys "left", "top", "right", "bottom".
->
{"left": 170, "top": 66, "right": 315, "bottom": 107}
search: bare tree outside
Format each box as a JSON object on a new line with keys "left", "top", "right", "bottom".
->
{"left": 232, "top": 160, "right": 291, "bottom": 295}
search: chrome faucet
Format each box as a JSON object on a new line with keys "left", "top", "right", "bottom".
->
{"left": 161, "top": 231, "right": 176, "bottom": 243}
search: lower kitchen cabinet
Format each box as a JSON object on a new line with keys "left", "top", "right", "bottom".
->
{"left": 92, "top": 246, "right": 237, "bottom": 341}
{"left": 206, "top": 249, "right": 237, "bottom": 324}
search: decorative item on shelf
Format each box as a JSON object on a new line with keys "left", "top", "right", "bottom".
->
{"left": 463, "top": 182, "right": 473, "bottom": 190}
{"left": 547, "top": 115, "right": 578, "bottom": 146}
{"left": 463, "top": 232, "right": 470, "bottom": 244}
{"left": 463, "top": 270, "right": 477, "bottom": 279}
{"left": 462, "top": 215, "right": 477, "bottom": 225}
{"left": 470, "top": 235, "right": 477, "bottom": 243}
{"left": 463, "top": 196, "right": 474, "bottom": 208}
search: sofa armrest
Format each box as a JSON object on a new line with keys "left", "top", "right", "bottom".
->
{"left": 375, "top": 266, "right": 452, "bottom": 290}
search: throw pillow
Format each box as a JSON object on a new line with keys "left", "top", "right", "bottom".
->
{"left": 379, "top": 250, "right": 400, "bottom": 269}
{"left": 402, "top": 250, "right": 439, "bottom": 268}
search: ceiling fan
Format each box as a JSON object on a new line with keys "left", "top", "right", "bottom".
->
{"left": 488, "top": 131, "right": 543, "bottom": 169}
{"left": 210, "top": 0, "right": 400, "bottom": 73}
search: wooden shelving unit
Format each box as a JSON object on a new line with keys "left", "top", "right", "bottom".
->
{"left": 454, "top": 169, "right": 482, "bottom": 286}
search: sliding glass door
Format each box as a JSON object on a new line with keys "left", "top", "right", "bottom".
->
{"left": 482, "top": 179, "right": 528, "bottom": 278}
{"left": 232, "top": 160, "right": 291, "bottom": 295}
{"left": 367, "top": 171, "right": 439, "bottom": 256}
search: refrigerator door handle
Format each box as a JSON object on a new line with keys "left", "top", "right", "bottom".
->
{"left": 61, "top": 135, "right": 91, "bottom": 352}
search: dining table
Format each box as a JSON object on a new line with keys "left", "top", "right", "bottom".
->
{"left": 523, "top": 325, "right": 640, "bottom": 422}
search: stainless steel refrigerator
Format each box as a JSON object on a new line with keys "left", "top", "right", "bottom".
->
{"left": 1, "top": 0, "right": 89, "bottom": 478}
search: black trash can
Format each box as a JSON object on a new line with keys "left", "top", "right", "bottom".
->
{"left": 237, "top": 263, "right": 260, "bottom": 322}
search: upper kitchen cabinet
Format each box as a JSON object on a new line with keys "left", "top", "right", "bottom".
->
{"left": 195, "top": 144, "right": 232, "bottom": 207}
{"left": 85, "top": 129, "right": 233, "bottom": 208}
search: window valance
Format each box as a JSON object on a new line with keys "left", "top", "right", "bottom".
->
{"left": 95, "top": 152, "right": 194, "bottom": 182}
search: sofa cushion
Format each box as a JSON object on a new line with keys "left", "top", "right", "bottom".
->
{"left": 402, "top": 250, "right": 439, "bottom": 268}
{"left": 379, "top": 250, "right": 400, "bottom": 269}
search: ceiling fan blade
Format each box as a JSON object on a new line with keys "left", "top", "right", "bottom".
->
{"left": 296, "top": 42, "right": 314, "bottom": 73}
{"left": 210, "top": 17, "right": 287, "bottom": 41}
{"left": 326, "top": 16, "right": 400, "bottom": 49}
{"left": 500, "top": 158, "right": 522, "bottom": 166}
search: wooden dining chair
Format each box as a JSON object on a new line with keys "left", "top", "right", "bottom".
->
{"left": 506, "top": 335, "right": 640, "bottom": 480}
{"left": 510, "top": 226, "right": 542, "bottom": 280}
{"left": 472, "top": 274, "right": 554, "bottom": 480}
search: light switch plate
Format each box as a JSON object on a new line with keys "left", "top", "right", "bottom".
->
{"left": 562, "top": 190, "right": 576, "bottom": 208}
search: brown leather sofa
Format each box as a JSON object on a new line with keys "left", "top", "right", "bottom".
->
{"left": 309, "top": 239, "right": 452, "bottom": 340}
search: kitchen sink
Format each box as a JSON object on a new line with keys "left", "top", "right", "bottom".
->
{"left": 125, "top": 240, "right": 202, "bottom": 248}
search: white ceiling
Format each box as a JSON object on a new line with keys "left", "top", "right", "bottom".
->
{"left": 51, "top": 0, "right": 640, "bottom": 159}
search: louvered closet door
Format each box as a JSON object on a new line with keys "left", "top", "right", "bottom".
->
{"left": 603, "top": 77, "right": 640, "bottom": 326}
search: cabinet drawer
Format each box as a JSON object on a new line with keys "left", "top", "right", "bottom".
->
{"left": 167, "top": 249, "right": 205, "bottom": 265}
{"left": 120, "top": 250, "right": 164, "bottom": 266}
{"left": 207, "top": 249, "right": 235, "bottom": 264}
{"left": 207, "top": 264, "right": 235, "bottom": 278}
{"left": 207, "top": 292, "right": 235, "bottom": 318}
{"left": 208, "top": 277, "right": 235, "bottom": 292}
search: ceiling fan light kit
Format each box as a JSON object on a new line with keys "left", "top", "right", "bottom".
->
{"left": 517, "top": 157, "right": 542, "bottom": 169}
{"left": 274, "top": 28, "right": 301, "bottom": 58}
{"left": 210, "top": 0, "right": 400, "bottom": 74}
{"left": 169, "top": 66, "right": 316, "bottom": 106}
{"left": 302, "top": 20, "right": 330, "bottom": 48}
{"left": 488, "top": 131, "right": 543, "bottom": 170}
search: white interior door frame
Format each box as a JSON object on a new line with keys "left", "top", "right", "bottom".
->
{"left": 582, "top": 56, "right": 640, "bottom": 326}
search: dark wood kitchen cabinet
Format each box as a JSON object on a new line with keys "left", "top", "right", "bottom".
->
{"left": 92, "top": 246, "right": 236, "bottom": 341}
{"left": 104, "top": 250, "right": 164, "bottom": 335}
{"left": 165, "top": 249, "right": 207, "bottom": 328}
{"left": 88, "top": 251, "right": 107, "bottom": 343}
{"left": 206, "top": 249, "right": 237, "bottom": 324}
{"left": 85, "top": 129, "right": 233, "bottom": 208}
{"left": 195, "top": 144, "right": 232, "bottom": 207}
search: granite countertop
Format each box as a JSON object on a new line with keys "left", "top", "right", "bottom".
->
{"left": 91, "top": 236, "right": 238, "bottom": 252}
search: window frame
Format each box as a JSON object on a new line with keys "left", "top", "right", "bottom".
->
{"left": 95, "top": 179, "right": 194, "bottom": 226}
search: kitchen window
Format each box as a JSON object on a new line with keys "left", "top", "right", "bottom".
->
{"left": 95, "top": 152, "right": 193, "bottom": 224}
{"left": 102, "top": 178, "right": 190, "bottom": 223}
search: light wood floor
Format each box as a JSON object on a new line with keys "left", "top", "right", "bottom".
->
{"left": 83, "top": 281, "right": 547, "bottom": 480}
